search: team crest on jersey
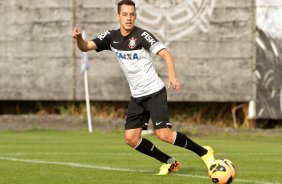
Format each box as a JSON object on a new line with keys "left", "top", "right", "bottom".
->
{"left": 128, "top": 37, "right": 137, "bottom": 49}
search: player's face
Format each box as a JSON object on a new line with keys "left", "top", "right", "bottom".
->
{"left": 117, "top": 5, "right": 136, "bottom": 33}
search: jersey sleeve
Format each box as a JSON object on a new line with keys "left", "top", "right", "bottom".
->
{"left": 141, "top": 30, "right": 166, "bottom": 54}
{"left": 92, "top": 30, "right": 112, "bottom": 52}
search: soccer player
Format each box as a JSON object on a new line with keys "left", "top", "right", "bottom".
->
{"left": 72, "top": 0, "right": 215, "bottom": 175}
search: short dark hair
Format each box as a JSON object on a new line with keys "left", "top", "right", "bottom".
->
{"left": 117, "top": 0, "right": 135, "bottom": 14}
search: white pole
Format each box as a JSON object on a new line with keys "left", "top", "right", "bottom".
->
{"left": 84, "top": 70, "right": 93, "bottom": 133}
{"left": 248, "top": 100, "right": 256, "bottom": 119}
{"left": 81, "top": 30, "right": 93, "bottom": 133}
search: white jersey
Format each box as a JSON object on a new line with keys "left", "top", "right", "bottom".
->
{"left": 92, "top": 26, "right": 165, "bottom": 98}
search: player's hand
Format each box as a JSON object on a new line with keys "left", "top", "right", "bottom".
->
{"left": 72, "top": 27, "right": 82, "bottom": 39}
{"left": 167, "top": 78, "right": 180, "bottom": 92}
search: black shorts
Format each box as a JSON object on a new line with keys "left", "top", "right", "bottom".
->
{"left": 125, "top": 87, "right": 172, "bottom": 130}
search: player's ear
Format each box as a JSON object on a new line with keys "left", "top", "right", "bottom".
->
{"left": 116, "top": 13, "right": 120, "bottom": 21}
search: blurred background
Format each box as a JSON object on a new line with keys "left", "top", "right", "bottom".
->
{"left": 0, "top": 0, "right": 281, "bottom": 131}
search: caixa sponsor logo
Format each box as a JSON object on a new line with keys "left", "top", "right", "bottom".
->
{"left": 115, "top": 51, "right": 139, "bottom": 60}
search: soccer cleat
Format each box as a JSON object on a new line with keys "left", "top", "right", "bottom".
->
{"left": 201, "top": 146, "right": 215, "bottom": 169}
{"left": 169, "top": 160, "right": 181, "bottom": 172}
{"left": 155, "top": 160, "right": 180, "bottom": 175}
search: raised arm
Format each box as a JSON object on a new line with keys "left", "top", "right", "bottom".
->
{"left": 157, "top": 49, "right": 180, "bottom": 91}
{"left": 72, "top": 27, "right": 97, "bottom": 52}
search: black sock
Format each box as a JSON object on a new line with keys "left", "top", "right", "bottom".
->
{"left": 135, "top": 138, "right": 172, "bottom": 163}
{"left": 173, "top": 132, "right": 207, "bottom": 156}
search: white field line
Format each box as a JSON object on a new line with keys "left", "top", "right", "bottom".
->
{"left": 0, "top": 152, "right": 133, "bottom": 156}
{"left": 0, "top": 157, "right": 281, "bottom": 184}
{"left": 0, "top": 157, "right": 151, "bottom": 173}
{"left": 0, "top": 152, "right": 280, "bottom": 156}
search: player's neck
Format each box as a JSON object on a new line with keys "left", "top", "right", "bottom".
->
{"left": 120, "top": 26, "right": 135, "bottom": 37}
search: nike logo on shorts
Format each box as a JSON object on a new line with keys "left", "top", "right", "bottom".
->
{"left": 155, "top": 121, "right": 163, "bottom": 126}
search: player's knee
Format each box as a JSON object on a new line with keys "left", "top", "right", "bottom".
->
{"left": 125, "top": 136, "right": 139, "bottom": 148}
{"left": 157, "top": 133, "right": 173, "bottom": 144}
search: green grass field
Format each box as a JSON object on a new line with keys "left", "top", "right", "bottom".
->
{"left": 0, "top": 130, "right": 281, "bottom": 184}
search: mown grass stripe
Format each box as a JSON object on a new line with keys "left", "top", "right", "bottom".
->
{"left": 0, "top": 157, "right": 280, "bottom": 184}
